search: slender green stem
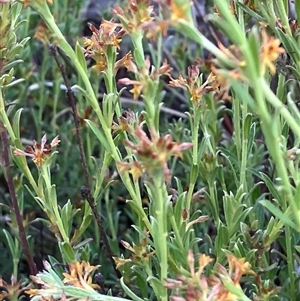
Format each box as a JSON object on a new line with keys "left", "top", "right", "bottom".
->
{"left": 152, "top": 175, "right": 168, "bottom": 301}
{"left": 240, "top": 102, "right": 248, "bottom": 191}
{"left": 186, "top": 106, "right": 201, "bottom": 212}
{"left": 233, "top": 95, "right": 241, "bottom": 161}
{"left": 285, "top": 225, "right": 296, "bottom": 301}
{"left": 236, "top": 0, "right": 245, "bottom": 31}
{"left": 251, "top": 77, "right": 297, "bottom": 300}
{"left": 256, "top": 80, "right": 298, "bottom": 219}
{"left": 274, "top": 0, "right": 292, "bottom": 36}
{"left": 0, "top": 92, "right": 39, "bottom": 193}
{"left": 264, "top": 0, "right": 277, "bottom": 28}
{"left": 261, "top": 79, "right": 300, "bottom": 136}
{"left": 208, "top": 178, "right": 220, "bottom": 230}
{"left": 41, "top": 165, "right": 69, "bottom": 243}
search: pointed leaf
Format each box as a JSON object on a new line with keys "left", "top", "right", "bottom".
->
{"left": 260, "top": 200, "right": 296, "bottom": 229}
{"left": 85, "top": 120, "right": 110, "bottom": 152}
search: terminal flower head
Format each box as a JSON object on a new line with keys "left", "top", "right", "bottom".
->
{"left": 62, "top": 261, "right": 100, "bottom": 291}
{"left": 14, "top": 134, "right": 60, "bottom": 168}
{"left": 260, "top": 30, "right": 285, "bottom": 75}
{"left": 112, "top": 0, "right": 155, "bottom": 34}
{"left": 119, "top": 126, "right": 192, "bottom": 182}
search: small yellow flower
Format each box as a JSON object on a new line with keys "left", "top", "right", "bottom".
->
{"left": 91, "top": 53, "right": 107, "bottom": 73}
{"left": 14, "top": 134, "right": 60, "bottom": 168}
{"left": 130, "top": 84, "right": 143, "bottom": 100}
{"left": 260, "top": 30, "right": 285, "bottom": 75}
{"left": 114, "top": 51, "right": 137, "bottom": 74}
{"left": 170, "top": 0, "right": 191, "bottom": 21}
{"left": 120, "top": 126, "right": 193, "bottom": 182}
{"left": 0, "top": 276, "right": 31, "bottom": 301}
{"left": 118, "top": 78, "right": 144, "bottom": 100}
{"left": 169, "top": 66, "right": 216, "bottom": 105}
{"left": 227, "top": 254, "right": 255, "bottom": 284}
{"left": 63, "top": 261, "right": 100, "bottom": 291}
{"left": 112, "top": 0, "right": 156, "bottom": 34}
{"left": 117, "top": 161, "right": 143, "bottom": 182}
{"left": 113, "top": 236, "right": 155, "bottom": 269}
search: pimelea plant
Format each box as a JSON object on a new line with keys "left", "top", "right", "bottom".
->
{"left": 1, "top": 0, "right": 300, "bottom": 301}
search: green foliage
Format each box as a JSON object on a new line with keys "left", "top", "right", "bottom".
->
{"left": 1, "top": 0, "right": 300, "bottom": 301}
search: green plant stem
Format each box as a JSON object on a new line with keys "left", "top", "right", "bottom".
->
{"left": 155, "top": 31, "right": 162, "bottom": 69}
{"left": 285, "top": 225, "right": 295, "bottom": 301}
{"left": 261, "top": 79, "right": 300, "bottom": 137}
{"left": 40, "top": 164, "right": 70, "bottom": 243}
{"left": 186, "top": 107, "right": 201, "bottom": 212}
{"left": 233, "top": 95, "right": 241, "bottom": 162}
{"left": 0, "top": 121, "right": 38, "bottom": 276}
{"left": 208, "top": 178, "right": 220, "bottom": 229}
{"left": 274, "top": 0, "right": 292, "bottom": 36}
{"left": 0, "top": 92, "right": 39, "bottom": 193}
{"left": 252, "top": 78, "right": 296, "bottom": 301}
{"left": 51, "top": 75, "right": 60, "bottom": 131}
{"left": 152, "top": 175, "right": 168, "bottom": 301}
{"left": 236, "top": 0, "right": 245, "bottom": 30}
{"left": 13, "top": 243, "right": 19, "bottom": 279}
{"left": 93, "top": 152, "right": 111, "bottom": 201}
{"left": 264, "top": 0, "right": 277, "bottom": 28}
{"left": 38, "top": 56, "right": 47, "bottom": 138}
{"left": 175, "top": 19, "right": 235, "bottom": 67}
{"left": 49, "top": 45, "right": 122, "bottom": 276}
{"left": 240, "top": 102, "right": 249, "bottom": 191}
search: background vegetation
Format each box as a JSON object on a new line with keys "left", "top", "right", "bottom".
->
{"left": 1, "top": 0, "right": 300, "bottom": 300}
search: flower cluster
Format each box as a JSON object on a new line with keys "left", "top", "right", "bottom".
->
{"left": 112, "top": 109, "right": 144, "bottom": 134}
{"left": 118, "top": 126, "right": 192, "bottom": 182}
{"left": 83, "top": 20, "right": 126, "bottom": 73}
{"left": 165, "top": 251, "right": 258, "bottom": 301}
{"left": 169, "top": 65, "right": 215, "bottom": 105}
{"left": 112, "top": 0, "right": 159, "bottom": 36}
{"left": 26, "top": 261, "right": 100, "bottom": 300}
{"left": 113, "top": 236, "right": 155, "bottom": 269}
{"left": 119, "top": 56, "right": 172, "bottom": 100}
{"left": 172, "top": 28, "right": 284, "bottom": 103}
{"left": 62, "top": 261, "right": 100, "bottom": 291}
{"left": 260, "top": 30, "right": 285, "bottom": 75}
{"left": 169, "top": 61, "right": 235, "bottom": 105}
{"left": 14, "top": 134, "right": 60, "bottom": 168}
{"left": 0, "top": 276, "right": 31, "bottom": 301}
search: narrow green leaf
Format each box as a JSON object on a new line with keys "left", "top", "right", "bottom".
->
{"left": 3, "top": 229, "right": 16, "bottom": 257}
{"left": 190, "top": 164, "right": 199, "bottom": 183}
{"left": 260, "top": 200, "right": 296, "bottom": 229}
{"left": 75, "top": 41, "right": 87, "bottom": 73}
{"left": 73, "top": 238, "right": 93, "bottom": 250}
{"left": 12, "top": 108, "right": 23, "bottom": 139}
{"left": 235, "top": 2, "right": 267, "bottom": 21}
{"left": 258, "top": 172, "right": 282, "bottom": 204}
{"left": 60, "top": 242, "right": 76, "bottom": 262}
{"left": 85, "top": 120, "right": 110, "bottom": 152}
{"left": 230, "top": 80, "right": 255, "bottom": 109}
{"left": 120, "top": 277, "right": 145, "bottom": 301}
{"left": 243, "top": 114, "right": 253, "bottom": 141}
{"left": 147, "top": 276, "right": 166, "bottom": 300}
